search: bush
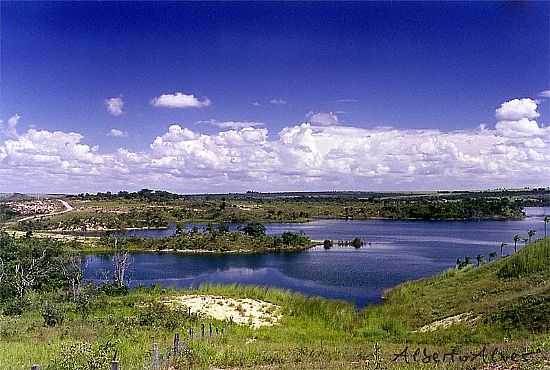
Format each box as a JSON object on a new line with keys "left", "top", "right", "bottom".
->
{"left": 137, "top": 301, "right": 190, "bottom": 329}
{"left": 489, "top": 294, "right": 550, "bottom": 332}
{"left": 74, "top": 285, "right": 98, "bottom": 318}
{"left": 351, "top": 237, "right": 363, "bottom": 248}
{"left": 47, "top": 341, "right": 116, "bottom": 370}
{"left": 98, "top": 283, "right": 128, "bottom": 297}
{"left": 41, "top": 302, "right": 65, "bottom": 327}
{"left": 2, "top": 299, "right": 25, "bottom": 316}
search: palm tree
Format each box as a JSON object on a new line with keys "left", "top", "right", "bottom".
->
{"left": 475, "top": 254, "right": 484, "bottom": 267}
{"left": 544, "top": 216, "right": 549, "bottom": 238}
{"left": 465, "top": 256, "right": 472, "bottom": 266}
{"left": 488, "top": 252, "right": 497, "bottom": 261}
{"left": 500, "top": 242, "right": 507, "bottom": 257}
{"left": 513, "top": 234, "right": 521, "bottom": 253}
{"left": 527, "top": 229, "right": 536, "bottom": 243}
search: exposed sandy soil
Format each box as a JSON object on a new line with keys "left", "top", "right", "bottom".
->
{"left": 416, "top": 312, "right": 480, "bottom": 333}
{"left": 162, "top": 294, "right": 282, "bottom": 329}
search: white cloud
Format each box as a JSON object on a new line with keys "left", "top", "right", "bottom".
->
{"left": 252, "top": 101, "right": 261, "bottom": 107}
{"left": 199, "top": 120, "right": 265, "bottom": 129}
{"left": 494, "top": 98, "right": 548, "bottom": 138}
{"left": 495, "top": 98, "right": 539, "bottom": 121}
{"left": 151, "top": 92, "right": 211, "bottom": 109}
{"left": 1, "top": 97, "right": 549, "bottom": 193}
{"left": 270, "top": 98, "right": 287, "bottom": 105}
{"left": 0, "top": 114, "right": 21, "bottom": 138}
{"left": 108, "top": 129, "right": 128, "bottom": 138}
{"left": 105, "top": 97, "right": 124, "bottom": 116}
{"left": 336, "top": 98, "right": 358, "bottom": 103}
{"left": 539, "top": 90, "right": 550, "bottom": 98}
{"left": 306, "top": 112, "right": 340, "bottom": 126}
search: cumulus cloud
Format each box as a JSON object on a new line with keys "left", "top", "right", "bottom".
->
{"left": 199, "top": 120, "right": 265, "bottom": 129}
{"left": 151, "top": 92, "right": 211, "bottom": 109}
{"left": 494, "top": 97, "right": 548, "bottom": 138}
{"left": 495, "top": 98, "right": 539, "bottom": 121}
{"left": 306, "top": 112, "right": 340, "bottom": 126}
{"left": 108, "top": 129, "right": 128, "bottom": 138}
{"left": 105, "top": 97, "right": 124, "bottom": 116}
{"left": 270, "top": 98, "right": 287, "bottom": 105}
{"left": 1, "top": 97, "right": 549, "bottom": 193}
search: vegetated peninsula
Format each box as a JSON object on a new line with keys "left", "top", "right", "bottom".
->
{"left": 4, "top": 188, "right": 547, "bottom": 235}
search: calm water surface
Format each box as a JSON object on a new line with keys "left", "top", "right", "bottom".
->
{"left": 84, "top": 207, "right": 549, "bottom": 307}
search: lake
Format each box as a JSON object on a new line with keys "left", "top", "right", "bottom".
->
{"left": 83, "top": 207, "right": 549, "bottom": 307}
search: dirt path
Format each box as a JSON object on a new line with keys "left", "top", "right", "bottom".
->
{"left": 17, "top": 199, "right": 74, "bottom": 222}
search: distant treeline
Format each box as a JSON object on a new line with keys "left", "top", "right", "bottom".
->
{"left": 71, "top": 187, "right": 550, "bottom": 205}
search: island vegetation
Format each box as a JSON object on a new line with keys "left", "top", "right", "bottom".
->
{"left": 95, "top": 222, "right": 313, "bottom": 253}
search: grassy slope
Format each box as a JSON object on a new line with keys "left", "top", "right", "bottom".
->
{"left": 370, "top": 238, "right": 550, "bottom": 342}
{"left": 1, "top": 240, "right": 549, "bottom": 369}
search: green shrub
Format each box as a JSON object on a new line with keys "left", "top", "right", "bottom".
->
{"left": 136, "top": 301, "right": 190, "bottom": 329}
{"left": 98, "top": 283, "right": 128, "bottom": 297}
{"left": 41, "top": 302, "right": 65, "bottom": 327}
{"left": 47, "top": 341, "right": 116, "bottom": 370}
{"left": 489, "top": 294, "right": 550, "bottom": 332}
{"left": 2, "top": 299, "right": 25, "bottom": 316}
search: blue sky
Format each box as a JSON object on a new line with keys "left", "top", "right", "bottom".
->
{"left": 1, "top": 2, "right": 549, "bottom": 193}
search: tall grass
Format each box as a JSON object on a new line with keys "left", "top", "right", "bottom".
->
{"left": 497, "top": 238, "right": 550, "bottom": 278}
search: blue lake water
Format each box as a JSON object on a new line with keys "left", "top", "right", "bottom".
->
{"left": 83, "top": 207, "right": 549, "bottom": 307}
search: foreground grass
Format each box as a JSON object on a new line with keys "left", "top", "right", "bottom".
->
{"left": 1, "top": 240, "right": 550, "bottom": 369}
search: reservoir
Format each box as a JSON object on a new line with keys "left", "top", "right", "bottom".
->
{"left": 83, "top": 207, "right": 549, "bottom": 307}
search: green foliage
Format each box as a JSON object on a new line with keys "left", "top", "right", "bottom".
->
{"left": 41, "top": 302, "right": 65, "bottom": 327}
{"left": 351, "top": 237, "right": 363, "bottom": 248}
{"left": 240, "top": 222, "right": 266, "bottom": 237}
{"left": 46, "top": 341, "right": 116, "bottom": 370}
{"left": 97, "top": 283, "right": 129, "bottom": 297}
{"left": 490, "top": 294, "right": 550, "bottom": 332}
{"left": 0, "top": 233, "right": 78, "bottom": 305}
{"left": 136, "top": 301, "right": 191, "bottom": 329}
{"left": 106, "top": 227, "right": 311, "bottom": 253}
{"left": 0, "top": 205, "right": 19, "bottom": 222}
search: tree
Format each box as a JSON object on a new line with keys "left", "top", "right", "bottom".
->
{"left": 323, "top": 240, "right": 333, "bottom": 249}
{"left": 351, "top": 237, "right": 363, "bottom": 249}
{"left": 112, "top": 239, "right": 130, "bottom": 289}
{"left": 13, "top": 249, "right": 47, "bottom": 301}
{"left": 217, "top": 222, "right": 229, "bottom": 233}
{"left": 513, "top": 234, "right": 521, "bottom": 253}
{"left": 489, "top": 252, "right": 497, "bottom": 261}
{"left": 464, "top": 256, "right": 472, "bottom": 266}
{"left": 544, "top": 216, "right": 549, "bottom": 238}
{"left": 175, "top": 223, "right": 185, "bottom": 236}
{"left": 475, "top": 254, "right": 484, "bottom": 267}
{"left": 62, "top": 252, "right": 84, "bottom": 302}
{"left": 241, "top": 223, "right": 266, "bottom": 237}
{"left": 527, "top": 229, "right": 536, "bottom": 243}
{"left": 500, "top": 242, "right": 507, "bottom": 257}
